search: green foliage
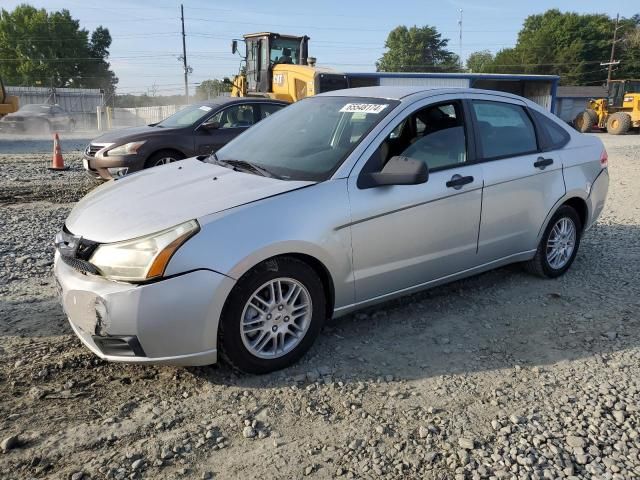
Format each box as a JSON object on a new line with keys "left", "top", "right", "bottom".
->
{"left": 195, "top": 78, "right": 231, "bottom": 100}
{"left": 466, "top": 50, "right": 495, "bottom": 73}
{"left": 376, "top": 25, "right": 460, "bottom": 72}
{"left": 487, "top": 10, "right": 640, "bottom": 85}
{"left": 0, "top": 4, "right": 118, "bottom": 94}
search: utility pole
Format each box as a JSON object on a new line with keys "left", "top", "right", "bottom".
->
{"left": 181, "top": 4, "right": 189, "bottom": 103}
{"left": 458, "top": 9, "right": 463, "bottom": 70}
{"left": 606, "top": 14, "right": 621, "bottom": 88}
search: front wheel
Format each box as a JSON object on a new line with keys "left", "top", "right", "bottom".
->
{"left": 525, "top": 205, "right": 582, "bottom": 278}
{"left": 219, "top": 257, "right": 326, "bottom": 374}
{"left": 144, "top": 150, "right": 184, "bottom": 169}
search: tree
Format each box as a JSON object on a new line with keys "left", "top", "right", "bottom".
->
{"left": 618, "top": 17, "right": 640, "bottom": 80}
{"left": 376, "top": 25, "right": 460, "bottom": 72}
{"left": 195, "top": 79, "right": 231, "bottom": 100}
{"left": 466, "top": 50, "right": 494, "bottom": 73}
{"left": 486, "top": 10, "right": 640, "bottom": 85}
{"left": 0, "top": 4, "right": 118, "bottom": 93}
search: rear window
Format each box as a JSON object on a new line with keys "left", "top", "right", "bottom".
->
{"left": 531, "top": 110, "right": 570, "bottom": 150}
{"left": 472, "top": 101, "right": 538, "bottom": 159}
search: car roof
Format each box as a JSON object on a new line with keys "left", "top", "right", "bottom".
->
{"left": 193, "top": 97, "right": 290, "bottom": 108}
{"left": 316, "top": 86, "right": 529, "bottom": 104}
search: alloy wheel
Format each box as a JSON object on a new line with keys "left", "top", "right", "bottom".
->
{"left": 546, "top": 217, "right": 576, "bottom": 269}
{"left": 240, "top": 277, "right": 312, "bottom": 359}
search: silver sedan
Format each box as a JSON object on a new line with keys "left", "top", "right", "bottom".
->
{"left": 54, "top": 87, "right": 609, "bottom": 373}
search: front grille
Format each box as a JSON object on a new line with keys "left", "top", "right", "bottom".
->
{"left": 59, "top": 253, "right": 100, "bottom": 275}
{"left": 92, "top": 336, "right": 146, "bottom": 357}
{"left": 85, "top": 144, "right": 102, "bottom": 157}
{"left": 56, "top": 226, "right": 100, "bottom": 274}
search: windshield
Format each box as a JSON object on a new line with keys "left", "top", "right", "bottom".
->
{"left": 156, "top": 104, "right": 214, "bottom": 128}
{"left": 624, "top": 81, "right": 640, "bottom": 94}
{"left": 271, "top": 38, "right": 301, "bottom": 65}
{"left": 21, "top": 104, "right": 50, "bottom": 113}
{"left": 213, "top": 96, "right": 398, "bottom": 181}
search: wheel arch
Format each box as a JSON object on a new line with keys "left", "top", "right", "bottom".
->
{"left": 537, "top": 194, "right": 589, "bottom": 242}
{"left": 563, "top": 197, "right": 588, "bottom": 230}
{"left": 144, "top": 147, "right": 187, "bottom": 165}
{"left": 231, "top": 252, "right": 336, "bottom": 317}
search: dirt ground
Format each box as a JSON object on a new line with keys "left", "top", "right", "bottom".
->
{"left": 0, "top": 133, "right": 639, "bottom": 480}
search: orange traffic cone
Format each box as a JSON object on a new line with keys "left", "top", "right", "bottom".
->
{"left": 48, "top": 133, "right": 68, "bottom": 171}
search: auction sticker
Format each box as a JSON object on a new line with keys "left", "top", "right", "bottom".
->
{"left": 198, "top": 106, "right": 212, "bottom": 111}
{"left": 339, "top": 103, "right": 388, "bottom": 114}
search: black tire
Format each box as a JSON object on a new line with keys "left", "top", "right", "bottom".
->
{"left": 525, "top": 205, "right": 582, "bottom": 278}
{"left": 574, "top": 110, "right": 595, "bottom": 133}
{"left": 606, "top": 112, "right": 632, "bottom": 135}
{"left": 219, "top": 256, "right": 326, "bottom": 374}
{"left": 144, "top": 150, "right": 185, "bottom": 169}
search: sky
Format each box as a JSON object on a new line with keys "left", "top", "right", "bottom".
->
{"left": 2, "top": 0, "right": 638, "bottom": 95}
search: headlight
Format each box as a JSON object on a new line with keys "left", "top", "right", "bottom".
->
{"left": 89, "top": 220, "right": 199, "bottom": 282}
{"left": 107, "top": 141, "right": 146, "bottom": 156}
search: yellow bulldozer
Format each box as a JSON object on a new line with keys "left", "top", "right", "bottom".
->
{"left": 575, "top": 79, "right": 640, "bottom": 135}
{"left": 229, "top": 32, "right": 348, "bottom": 102}
{"left": 0, "top": 76, "right": 19, "bottom": 117}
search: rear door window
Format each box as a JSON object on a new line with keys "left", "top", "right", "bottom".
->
{"left": 472, "top": 101, "right": 538, "bottom": 159}
{"left": 259, "top": 103, "right": 285, "bottom": 119}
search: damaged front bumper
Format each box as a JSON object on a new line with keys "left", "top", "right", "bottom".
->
{"left": 54, "top": 251, "right": 235, "bottom": 366}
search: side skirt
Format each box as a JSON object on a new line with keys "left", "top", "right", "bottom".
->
{"left": 332, "top": 250, "right": 536, "bottom": 318}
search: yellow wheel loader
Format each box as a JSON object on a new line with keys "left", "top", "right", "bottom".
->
{"left": 230, "top": 32, "right": 348, "bottom": 102}
{"left": 575, "top": 80, "right": 640, "bottom": 135}
{"left": 0, "top": 77, "right": 19, "bottom": 117}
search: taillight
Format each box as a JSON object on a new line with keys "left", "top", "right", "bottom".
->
{"left": 600, "top": 149, "right": 608, "bottom": 168}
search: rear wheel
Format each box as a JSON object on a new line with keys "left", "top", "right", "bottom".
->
{"left": 219, "top": 257, "right": 326, "bottom": 374}
{"left": 144, "top": 150, "right": 185, "bottom": 169}
{"left": 606, "top": 112, "right": 632, "bottom": 135}
{"left": 574, "top": 110, "right": 596, "bottom": 133}
{"left": 525, "top": 205, "right": 582, "bottom": 278}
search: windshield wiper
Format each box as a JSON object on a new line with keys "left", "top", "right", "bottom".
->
{"left": 219, "top": 159, "right": 278, "bottom": 179}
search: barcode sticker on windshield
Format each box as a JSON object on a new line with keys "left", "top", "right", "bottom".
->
{"left": 199, "top": 106, "right": 212, "bottom": 111}
{"left": 339, "top": 103, "right": 388, "bottom": 114}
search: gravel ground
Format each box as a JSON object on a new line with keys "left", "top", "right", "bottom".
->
{"left": 0, "top": 133, "right": 639, "bottom": 480}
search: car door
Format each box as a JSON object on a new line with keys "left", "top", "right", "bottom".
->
{"left": 50, "top": 106, "right": 66, "bottom": 130}
{"left": 348, "top": 97, "right": 484, "bottom": 302}
{"left": 469, "top": 95, "right": 566, "bottom": 263}
{"left": 194, "top": 104, "right": 258, "bottom": 155}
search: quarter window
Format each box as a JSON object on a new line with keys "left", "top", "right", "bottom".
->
{"left": 531, "top": 110, "right": 570, "bottom": 150}
{"left": 472, "top": 101, "right": 538, "bottom": 159}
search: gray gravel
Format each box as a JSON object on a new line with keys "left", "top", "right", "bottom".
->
{"left": 0, "top": 132, "right": 639, "bottom": 479}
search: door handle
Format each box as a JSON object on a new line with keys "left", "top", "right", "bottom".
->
{"left": 534, "top": 157, "right": 554, "bottom": 169}
{"left": 446, "top": 174, "right": 474, "bottom": 189}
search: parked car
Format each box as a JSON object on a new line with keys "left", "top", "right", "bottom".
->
{"left": 83, "top": 97, "right": 289, "bottom": 180}
{"left": 54, "top": 86, "right": 609, "bottom": 374}
{"left": 0, "top": 103, "right": 75, "bottom": 133}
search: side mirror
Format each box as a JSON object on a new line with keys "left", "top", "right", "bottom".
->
{"left": 359, "top": 156, "right": 428, "bottom": 189}
{"left": 231, "top": 40, "right": 238, "bottom": 54}
{"left": 200, "top": 121, "right": 220, "bottom": 131}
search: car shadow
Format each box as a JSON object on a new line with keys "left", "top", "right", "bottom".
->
{"left": 191, "top": 221, "right": 640, "bottom": 387}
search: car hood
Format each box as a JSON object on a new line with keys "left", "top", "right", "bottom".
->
{"left": 90, "top": 125, "right": 182, "bottom": 144}
{"left": 66, "top": 157, "right": 315, "bottom": 243}
{"left": 3, "top": 111, "right": 49, "bottom": 119}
